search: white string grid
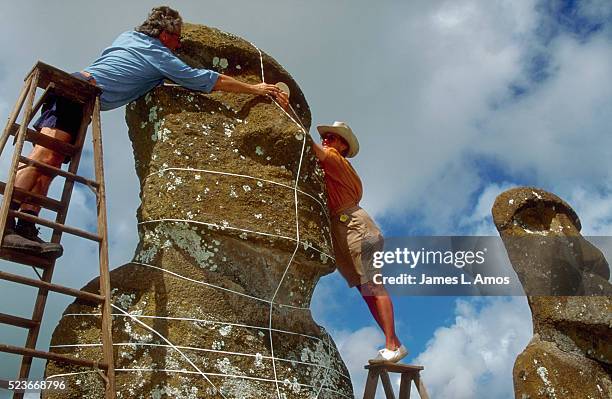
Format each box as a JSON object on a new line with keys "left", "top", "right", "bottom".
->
{"left": 46, "top": 43, "right": 347, "bottom": 399}
{"left": 131, "top": 260, "right": 310, "bottom": 311}
{"left": 47, "top": 313, "right": 351, "bottom": 397}
{"left": 49, "top": 315, "right": 351, "bottom": 381}
{"left": 145, "top": 167, "right": 327, "bottom": 212}
{"left": 250, "top": 41, "right": 313, "bottom": 399}
{"left": 138, "top": 218, "right": 332, "bottom": 263}
{"left": 109, "top": 304, "right": 226, "bottom": 398}
{"left": 46, "top": 370, "right": 351, "bottom": 399}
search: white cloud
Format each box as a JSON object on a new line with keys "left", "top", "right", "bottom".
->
{"left": 460, "top": 181, "right": 517, "bottom": 235}
{"left": 333, "top": 326, "right": 386, "bottom": 398}
{"left": 356, "top": 0, "right": 612, "bottom": 239}
{"left": 566, "top": 183, "right": 612, "bottom": 235}
{"left": 412, "top": 297, "right": 532, "bottom": 399}
{"left": 310, "top": 274, "right": 348, "bottom": 327}
{"left": 357, "top": 0, "right": 538, "bottom": 225}
{"left": 574, "top": 0, "right": 612, "bottom": 27}
{"left": 329, "top": 297, "right": 533, "bottom": 399}
{"left": 479, "top": 35, "right": 612, "bottom": 185}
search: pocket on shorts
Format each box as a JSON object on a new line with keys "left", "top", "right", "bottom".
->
{"left": 346, "top": 224, "right": 364, "bottom": 252}
{"left": 346, "top": 212, "right": 367, "bottom": 239}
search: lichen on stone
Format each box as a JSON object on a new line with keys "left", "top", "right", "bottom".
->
{"left": 45, "top": 22, "right": 351, "bottom": 399}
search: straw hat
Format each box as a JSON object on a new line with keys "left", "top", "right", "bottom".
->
{"left": 316, "top": 121, "right": 360, "bottom": 158}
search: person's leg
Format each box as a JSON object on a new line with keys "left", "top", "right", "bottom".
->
{"left": 15, "top": 127, "right": 72, "bottom": 212}
{"left": 5, "top": 127, "right": 71, "bottom": 256}
{"left": 361, "top": 294, "right": 383, "bottom": 326}
{"left": 358, "top": 281, "right": 401, "bottom": 350}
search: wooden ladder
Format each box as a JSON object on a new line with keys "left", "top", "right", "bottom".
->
{"left": 363, "top": 363, "right": 430, "bottom": 399}
{"left": 0, "top": 61, "right": 115, "bottom": 399}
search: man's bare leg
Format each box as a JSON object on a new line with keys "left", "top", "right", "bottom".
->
{"left": 15, "top": 127, "right": 72, "bottom": 209}
{"left": 2, "top": 127, "right": 71, "bottom": 256}
{"left": 358, "top": 282, "right": 402, "bottom": 350}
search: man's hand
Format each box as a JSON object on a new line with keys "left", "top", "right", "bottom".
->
{"left": 252, "top": 83, "right": 290, "bottom": 110}
{"left": 212, "top": 75, "right": 290, "bottom": 110}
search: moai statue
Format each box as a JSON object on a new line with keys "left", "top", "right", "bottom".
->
{"left": 44, "top": 24, "right": 353, "bottom": 399}
{"left": 492, "top": 187, "right": 611, "bottom": 399}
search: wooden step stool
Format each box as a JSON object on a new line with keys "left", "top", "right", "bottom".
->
{"left": 363, "top": 363, "right": 430, "bottom": 399}
{"left": 0, "top": 61, "right": 116, "bottom": 399}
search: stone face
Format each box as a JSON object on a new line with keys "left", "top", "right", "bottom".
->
{"left": 492, "top": 187, "right": 612, "bottom": 399}
{"left": 493, "top": 187, "right": 611, "bottom": 296}
{"left": 43, "top": 24, "right": 352, "bottom": 399}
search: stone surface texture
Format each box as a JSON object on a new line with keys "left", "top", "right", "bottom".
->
{"left": 43, "top": 24, "right": 352, "bottom": 399}
{"left": 492, "top": 187, "right": 612, "bottom": 399}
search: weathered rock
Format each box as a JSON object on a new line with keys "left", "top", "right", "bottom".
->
{"left": 514, "top": 335, "right": 610, "bottom": 399}
{"left": 492, "top": 187, "right": 612, "bottom": 399}
{"left": 493, "top": 187, "right": 611, "bottom": 296}
{"left": 43, "top": 24, "right": 352, "bottom": 399}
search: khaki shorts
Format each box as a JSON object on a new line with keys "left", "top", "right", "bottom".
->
{"left": 330, "top": 205, "right": 384, "bottom": 287}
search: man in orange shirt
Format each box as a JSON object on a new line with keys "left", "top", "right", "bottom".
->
{"left": 312, "top": 121, "right": 407, "bottom": 363}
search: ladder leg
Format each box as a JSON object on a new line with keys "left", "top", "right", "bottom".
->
{"left": 0, "top": 72, "right": 39, "bottom": 244}
{"left": 4, "top": 73, "right": 40, "bottom": 399}
{"left": 91, "top": 96, "right": 116, "bottom": 399}
{"left": 12, "top": 264, "right": 52, "bottom": 399}
{"left": 0, "top": 76, "right": 32, "bottom": 155}
{"left": 414, "top": 373, "right": 429, "bottom": 399}
{"left": 15, "top": 87, "right": 94, "bottom": 392}
{"left": 363, "top": 369, "right": 380, "bottom": 399}
{"left": 398, "top": 373, "right": 412, "bottom": 399}
{"left": 380, "top": 370, "right": 396, "bottom": 399}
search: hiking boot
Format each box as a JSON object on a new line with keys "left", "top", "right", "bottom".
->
{"left": 15, "top": 219, "right": 63, "bottom": 258}
{"left": 2, "top": 217, "right": 44, "bottom": 254}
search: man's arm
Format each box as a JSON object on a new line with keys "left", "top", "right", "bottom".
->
{"left": 312, "top": 142, "right": 327, "bottom": 161}
{"left": 212, "top": 75, "right": 289, "bottom": 109}
{"left": 155, "top": 49, "right": 289, "bottom": 109}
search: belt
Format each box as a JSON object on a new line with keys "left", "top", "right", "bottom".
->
{"left": 79, "top": 71, "right": 97, "bottom": 86}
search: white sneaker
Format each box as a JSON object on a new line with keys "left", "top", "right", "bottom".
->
{"left": 368, "top": 345, "right": 408, "bottom": 364}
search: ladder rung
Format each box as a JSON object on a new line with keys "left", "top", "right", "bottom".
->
{"left": 9, "top": 210, "right": 102, "bottom": 242}
{"left": 0, "top": 312, "right": 39, "bottom": 329}
{"left": 0, "top": 181, "right": 64, "bottom": 212}
{"left": 0, "top": 270, "right": 105, "bottom": 303}
{"left": 0, "top": 344, "right": 108, "bottom": 370}
{"left": 18, "top": 156, "right": 99, "bottom": 188}
{"left": 9, "top": 123, "right": 77, "bottom": 157}
{"left": 0, "top": 247, "right": 53, "bottom": 269}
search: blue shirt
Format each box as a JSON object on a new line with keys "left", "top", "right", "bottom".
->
{"left": 84, "top": 31, "right": 219, "bottom": 111}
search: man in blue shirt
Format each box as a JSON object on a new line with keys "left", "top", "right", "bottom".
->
{"left": 3, "top": 6, "right": 288, "bottom": 257}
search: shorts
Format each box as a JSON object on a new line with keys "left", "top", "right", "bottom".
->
{"left": 330, "top": 205, "right": 384, "bottom": 288}
{"left": 32, "top": 72, "right": 92, "bottom": 145}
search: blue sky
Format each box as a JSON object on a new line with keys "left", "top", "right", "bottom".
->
{"left": 1, "top": 1, "right": 611, "bottom": 398}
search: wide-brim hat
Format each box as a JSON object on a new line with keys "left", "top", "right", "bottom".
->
{"left": 316, "top": 121, "right": 360, "bottom": 158}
